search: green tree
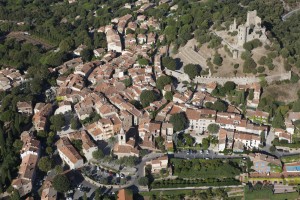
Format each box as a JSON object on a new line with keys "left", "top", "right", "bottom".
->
{"left": 38, "top": 156, "right": 53, "bottom": 172}
{"left": 53, "top": 174, "right": 70, "bottom": 193}
{"left": 10, "top": 190, "right": 20, "bottom": 200}
{"left": 170, "top": 112, "right": 188, "bottom": 132}
{"left": 162, "top": 57, "right": 177, "bottom": 71}
{"left": 213, "top": 53, "right": 223, "bottom": 66}
{"left": 70, "top": 118, "right": 81, "bottom": 130}
{"left": 164, "top": 91, "right": 173, "bottom": 101}
{"left": 138, "top": 176, "right": 149, "bottom": 186}
{"left": 80, "top": 48, "right": 92, "bottom": 62}
{"left": 292, "top": 100, "right": 300, "bottom": 112}
{"left": 155, "top": 136, "right": 165, "bottom": 151}
{"left": 202, "top": 138, "right": 210, "bottom": 150}
{"left": 272, "top": 111, "right": 285, "bottom": 129}
{"left": 140, "top": 90, "right": 159, "bottom": 107}
{"left": 269, "top": 145, "right": 276, "bottom": 152}
{"left": 223, "top": 81, "right": 236, "bottom": 93}
{"left": 95, "top": 188, "right": 101, "bottom": 200}
{"left": 248, "top": 89, "right": 254, "bottom": 100}
{"left": 183, "top": 134, "right": 195, "bottom": 146}
{"left": 138, "top": 58, "right": 149, "bottom": 66}
{"left": 54, "top": 165, "right": 63, "bottom": 174}
{"left": 212, "top": 100, "right": 227, "bottom": 112}
{"left": 207, "top": 124, "right": 220, "bottom": 134}
{"left": 122, "top": 77, "right": 132, "bottom": 87}
{"left": 59, "top": 38, "right": 74, "bottom": 52}
{"left": 83, "top": 192, "right": 87, "bottom": 200}
{"left": 50, "top": 114, "right": 65, "bottom": 132}
{"left": 243, "top": 58, "right": 257, "bottom": 73}
{"left": 184, "top": 64, "right": 201, "bottom": 79}
{"left": 92, "top": 149, "right": 104, "bottom": 160}
{"left": 164, "top": 26, "right": 177, "bottom": 43}
{"left": 156, "top": 76, "right": 172, "bottom": 90}
{"left": 46, "top": 146, "right": 53, "bottom": 155}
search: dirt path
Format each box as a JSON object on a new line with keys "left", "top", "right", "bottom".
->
{"left": 6, "top": 31, "right": 54, "bottom": 50}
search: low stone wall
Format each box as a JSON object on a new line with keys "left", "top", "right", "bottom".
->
{"left": 194, "top": 71, "right": 291, "bottom": 85}
{"left": 165, "top": 68, "right": 291, "bottom": 85}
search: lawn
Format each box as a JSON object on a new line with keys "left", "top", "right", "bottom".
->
{"left": 140, "top": 189, "right": 196, "bottom": 197}
{"left": 245, "top": 188, "right": 299, "bottom": 200}
{"left": 281, "top": 154, "right": 300, "bottom": 163}
{"left": 140, "top": 187, "right": 244, "bottom": 199}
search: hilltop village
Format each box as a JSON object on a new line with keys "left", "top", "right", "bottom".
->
{"left": 1, "top": 0, "right": 300, "bottom": 199}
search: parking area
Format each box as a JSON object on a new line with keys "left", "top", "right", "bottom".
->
{"left": 175, "top": 149, "right": 244, "bottom": 160}
{"left": 71, "top": 180, "right": 98, "bottom": 200}
{"left": 81, "top": 165, "right": 131, "bottom": 186}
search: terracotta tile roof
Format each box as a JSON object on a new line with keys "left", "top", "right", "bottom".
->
{"left": 56, "top": 137, "right": 83, "bottom": 164}
{"left": 118, "top": 189, "right": 133, "bottom": 200}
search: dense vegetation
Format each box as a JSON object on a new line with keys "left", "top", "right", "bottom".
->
{"left": 171, "top": 158, "right": 242, "bottom": 178}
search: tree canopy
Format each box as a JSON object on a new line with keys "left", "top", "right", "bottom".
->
{"left": 207, "top": 124, "right": 220, "bottom": 134}
{"left": 156, "top": 76, "right": 172, "bottom": 90}
{"left": 183, "top": 64, "right": 201, "bottom": 79}
{"left": 170, "top": 112, "right": 188, "bottom": 132}
{"left": 164, "top": 91, "right": 173, "bottom": 101}
{"left": 38, "top": 156, "right": 53, "bottom": 172}
{"left": 162, "top": 57, "right": 177, "bottom": 71}
{"left": 92, "top": 149, "right": 104, "bottom": 160}
{"left": 213, "top": 53, "right": 223, "bottom": 66}
{"left": 140, "top": 90, "right": 159, "bottom": 107}
{"left": 50, "top": 114, "right": 65, "bottom": 132}
{"left": 53, "top": 174, "right": 70, "bottom": 193}
{"left": 138, "top": 176, "right": 149, "bottom": 186}
{"left": 212, "top": 100, "right": 228, "bottom": 112}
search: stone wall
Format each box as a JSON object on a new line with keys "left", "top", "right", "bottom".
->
{"left": 194, "top": 71, "right": 291, "bottom": 85}
{"left": 166, "top": 67, "right": 291, "bottom": 85}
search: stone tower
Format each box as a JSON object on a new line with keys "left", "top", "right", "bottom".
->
{"left": 237, "top": 25, "right": 247, "bottom": 46}
{"left": 246, "top": 10, "right": 261, "bottom": 26}
{"left": 118, "top": 127, "right": 126, "bottom": 145}
{"left": 229, "top": 18, "right": 237, "bottom": 32}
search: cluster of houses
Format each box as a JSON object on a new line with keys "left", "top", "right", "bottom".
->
{"left": 0, "top": 68, "right": 25, "bottom": 91}
{"left": 14, "top": 8, "right": 300, "bottom": 172}
{"left": 12, "top": 131, "right": 40, "bottom": 197}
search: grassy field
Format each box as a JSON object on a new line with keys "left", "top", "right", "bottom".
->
{"left": 245, "top": 188, "right": 299, "bottom": 200}
{"left": 171, "top": 158, "right": 242, "bottom": 178}
{"left": 281, "top": 154, "right": 300, "bottom": 163}
{"left": 140, "top": 188, "right": 244, "bottom": 199}
{"left": 140, "top": 189, "right": 196, "bottom": 196}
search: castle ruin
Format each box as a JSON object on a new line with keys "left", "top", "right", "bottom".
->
{"left": 215, "top": 10, "right": 268, "bottom": 59}
{"left": 230, "top": 10, "right": 267, "bottom": 47}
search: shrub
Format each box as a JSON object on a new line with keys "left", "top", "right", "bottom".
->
{"left": 257, "top": 66, "right": 265, "bottom": 73}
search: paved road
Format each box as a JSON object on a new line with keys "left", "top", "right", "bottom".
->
{"left": 173, "top": 151, "right": 244, "bottom": 160}
{"left": 151, "top": 184, "right": 245, "bottom": 191}
{"left": 132, "top": 153, "right": 164, "bottom": 188}
{"left": 266, "top": 129, "right": 275, "bottom": 147}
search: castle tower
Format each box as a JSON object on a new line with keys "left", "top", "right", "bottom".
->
{"left": 230, "top": 18, "right": 237, "bottom": 32}
{"left": 118, "top": 127, "right": 126, "bottom": 145}
{"left": 246, "top": 10, "right": 256, "bottom": 26}
{"left": 237, "top": 25, "right": 247, "bottom": 46}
